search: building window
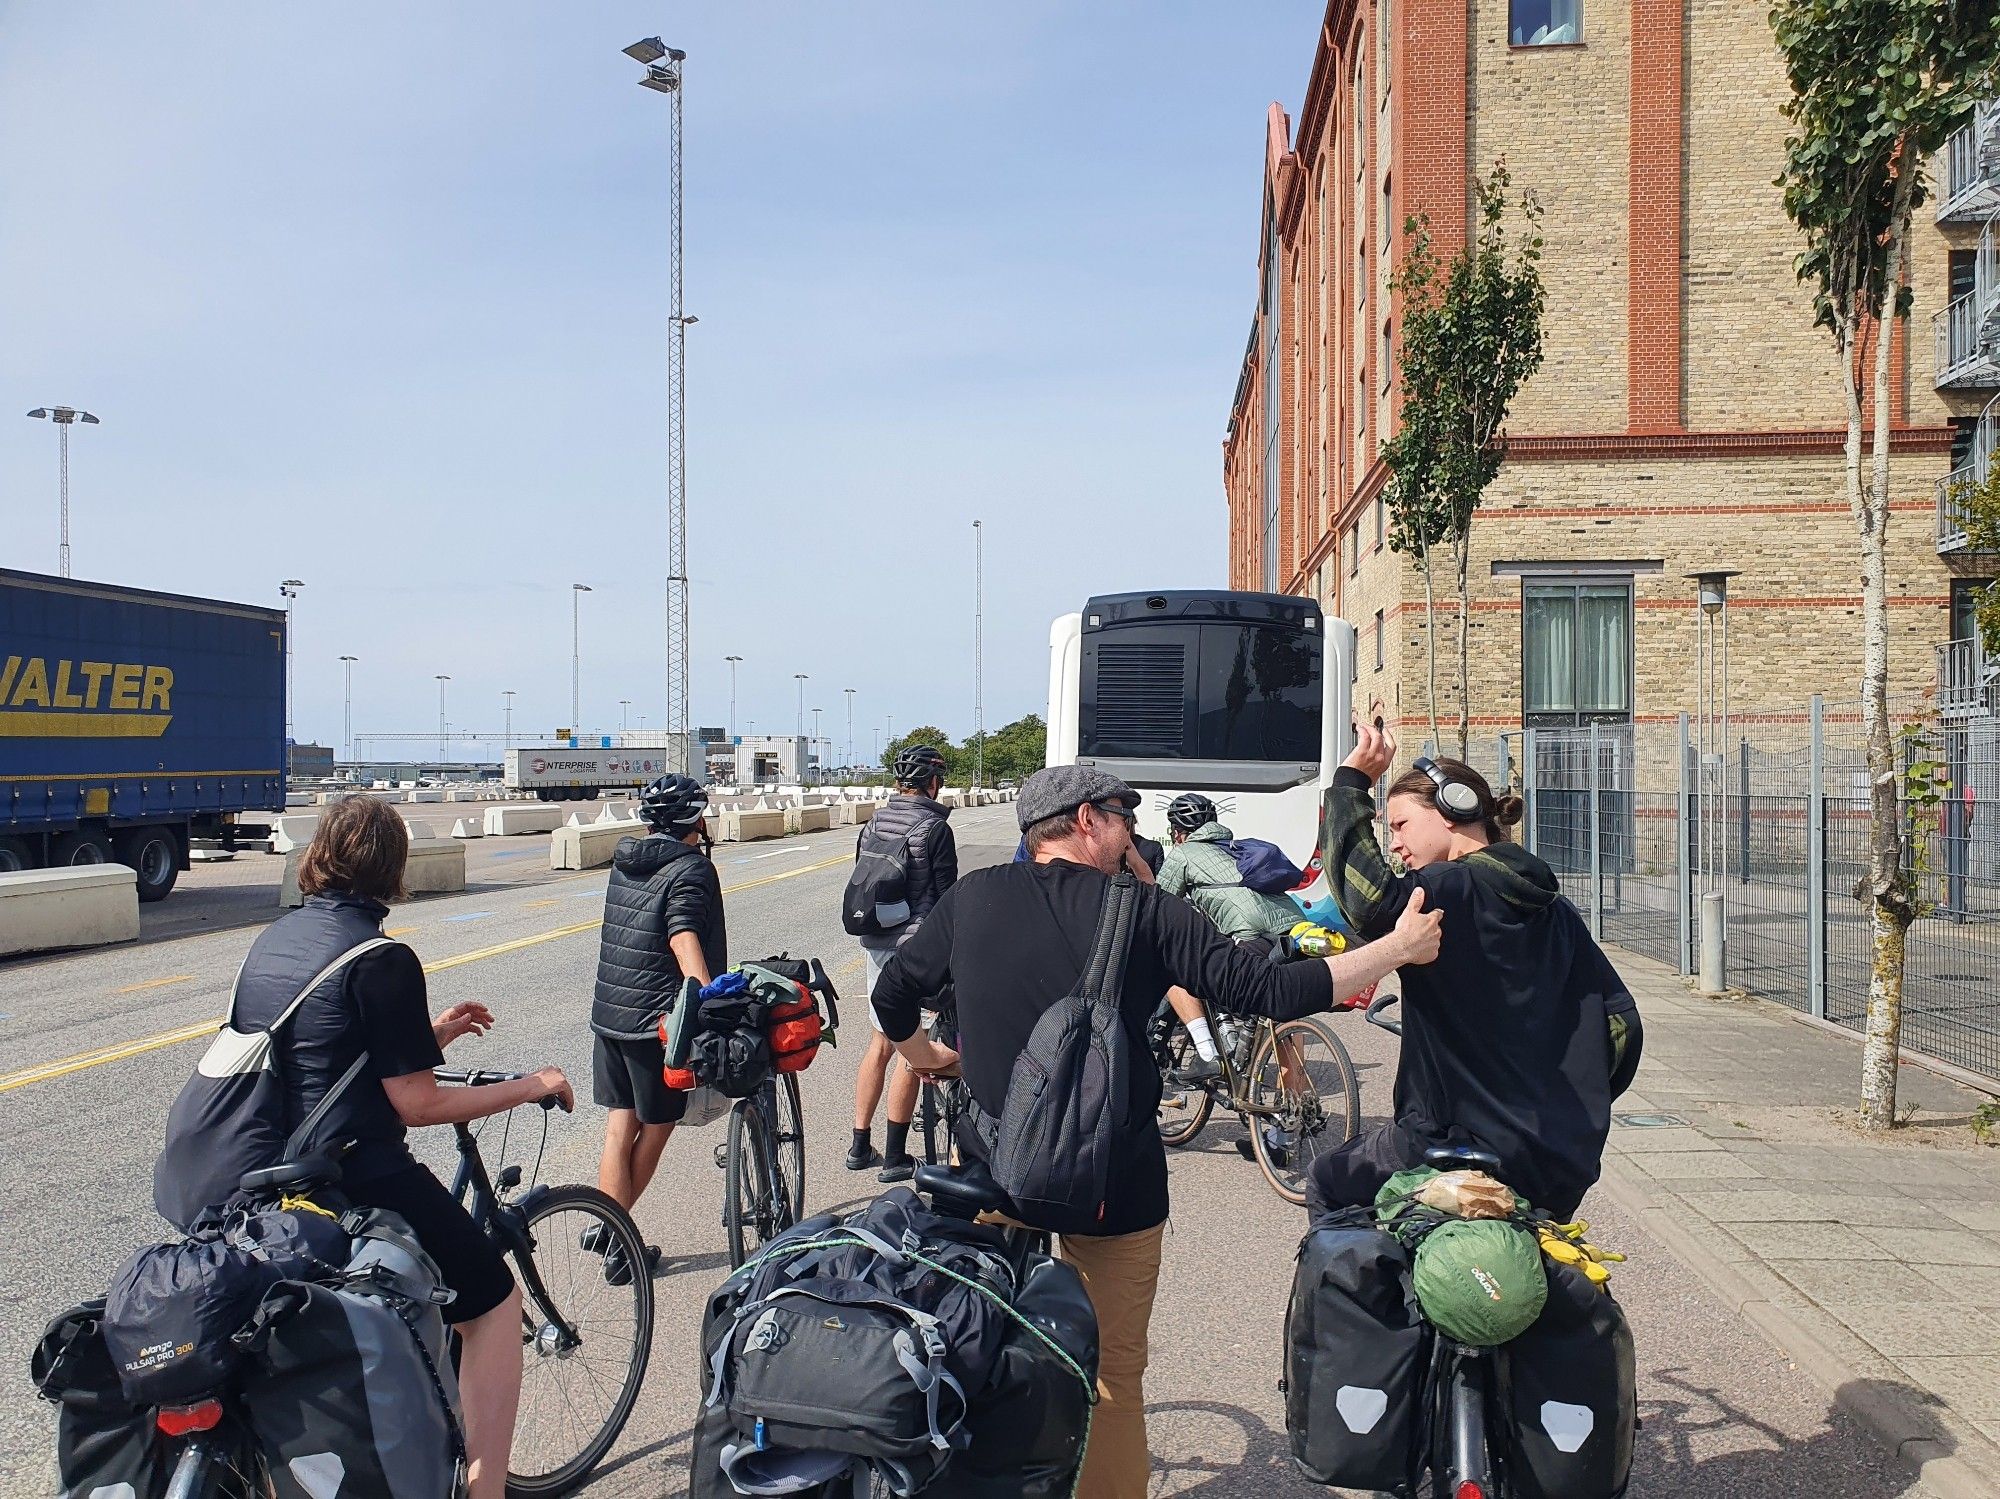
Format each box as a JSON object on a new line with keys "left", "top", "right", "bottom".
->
{"left": 1374, "top": 609, "right": 1386, "bottom": 670}
{"left": 1511, "top": 0, "right": 1581, "bottom": 45}
{"left": 1375, "top": 496, "right": 1386, "bottom": 550}
{"left": 1348, "top": 522, "right": 1361, "bottom": 576}
{"left": 1522, "top": 581, "right": 1632, "bottom": 724}
{"left": 1951, "top": 578, "right": 1994, "bottom": 642}
{"left": 1951, "top": 248, "right": 1978, "bottom": 303}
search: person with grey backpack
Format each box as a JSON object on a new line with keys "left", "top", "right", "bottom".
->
{"left": 841, "top": 742, "right": 957, "bottom": 1181}
{"left": 870, "top": 765, "right": 1444, "bottom": 1499}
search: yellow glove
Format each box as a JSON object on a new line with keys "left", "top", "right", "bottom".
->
{"left": 1580, "top": 1259, "right": 1611, "bottom": 1287}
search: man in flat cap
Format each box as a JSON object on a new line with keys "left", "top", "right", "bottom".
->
{"left": 873, "top": 764, "right": 1443, "bottom": 1499}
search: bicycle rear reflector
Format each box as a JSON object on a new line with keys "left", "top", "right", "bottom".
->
{"left": 1454, "top": 1483, "right": 1486, "bottom": 1499}
{"left": 156, "top": 1399, "right": 225, "bottom": 1436}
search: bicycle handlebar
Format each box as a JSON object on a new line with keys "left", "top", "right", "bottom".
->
{"left": 1364, "top": 989, "right": 1404, "bottom": 1036}
{"left": 434, "top": 1067, "right": 561, "bottom": 1110}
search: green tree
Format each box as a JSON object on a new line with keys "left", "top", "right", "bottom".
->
{"left": 1949, "top": 464, "right": 2000, "bottom": 652}
{"left": 1774, "top": 0, "right": 2000, "bottom": 1128}
{"left": 979, "top": 714, "right": 1048, "bottom": 783}
{"left": 1380, "top": 163, "right": 1546, "bottom": 758}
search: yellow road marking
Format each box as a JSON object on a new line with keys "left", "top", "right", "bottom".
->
{"left": 384, "top": 926, "right": 416, "bottom": 937}
{"left": 0, "top": 850, "right": 856, "bottom": 1095}
{"left": 114, "top": 974, "right": 194, "bottom": 995}
{"left": 522, "top": 899, "right": 559, "bottom": 909}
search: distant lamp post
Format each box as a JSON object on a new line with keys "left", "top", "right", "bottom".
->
{"left": 620, "top": 698, "right": 632, "bottom": 733}
{"left": 1688, "top": 569, "right": 1738, "bottom": 995}
{"left": 726, "top": 655, "right": 743, "bottom": 738}
{"left": 279, "top": 580, "right": 305, "bottom": 749}
{"left": 571, "top": 583, "right": 592, "bottom": 736}
{"left": 502, "top": 689, "right": 517, "bottom": 754}
{"left": 844, "top": 687, "right": 856, "bottom": 772}
{"left": 811, "top": 706, "right": 823, "bottom": 785}
{"left": 339, "top": 655, "right": 358, "bottom": 763}
{"left": 435, "top": 675, "right": 452, "bottom": 765}
{"left": 26, "top": 405, "right": 99, "bottom": 578}
{"left": 794, "top": 673, "right": 809, "bottom": 741}
{"left": 972, "top": 519, "right": 984, "bottom": 788}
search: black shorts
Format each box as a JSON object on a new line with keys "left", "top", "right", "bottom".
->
{"left": 349, "top": 1165, "right": 516, "bottom": 1324}
{"left": 593, "top": 1033, "right": 688, "bottom": 1127}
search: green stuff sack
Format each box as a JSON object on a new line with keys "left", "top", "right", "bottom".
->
{"left": 1375, "top": 1166, "right": 1442, "bottom": 1225}
{"left": 1411, "top": 1219, "right": 1548, "bottom": 1347}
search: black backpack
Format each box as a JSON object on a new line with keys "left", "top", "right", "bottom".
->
{"left": 842, "top": 822, "right": 913, "bottom": 936}
{"left": 153, "top": 937, "right": 395, "bottom": 1232}
{"left": 967, "top": 873, "right": 1141, "bottom": 1235}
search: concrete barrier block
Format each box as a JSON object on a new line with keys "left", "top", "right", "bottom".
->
{"left": 405, "top": 840, "right": 466, "bottom": 894}
{"left": 783, "top": 805, "right": 832, "bottom": 834}
{"left": 270, "top": 814, "right": 323, "bottom": 854}
{"left": 722, "top": 808, "right": 787, "bottom": 842}
{"left": 401, "top": 818, "right": 442, "bottom": 841}
{"left": 447, "top": 788, "right": 486, "bottom": 802}
{"left": 835, "top": 800, "right": 876, "bottom": 826}
{"left": 451, "top": 818, "right": 484, "bottom": 839}
{"left": 566, "top": 812, "right": 592, "bottom": 828}
{"left": 407, "top": 789, "right": 446, "bottom": 804}
{"left": 550, "top": 818, "right": 646, "bottom": 870}
{"left": 484, "top": 804, "right": 565, "bottom": 836}
{"left": 0, "top": 865, "right": 139, "bottom": 955}
{"left": 599, "top": 801, "right": 636, "bottom": 824}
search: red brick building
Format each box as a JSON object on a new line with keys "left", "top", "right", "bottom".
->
{"left": 1223, "top": 0, "right": 1991, "bottom": 739}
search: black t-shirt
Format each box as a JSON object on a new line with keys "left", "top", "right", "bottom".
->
{"left": 873, "top": 858, "right": 1334, "bottom": 1234}
{"left": 236, "top": 940, "right": 444, "bottom": 1183}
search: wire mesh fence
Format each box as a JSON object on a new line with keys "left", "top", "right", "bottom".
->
{"left": 1434, "top": 699, "right": 2000, "bottom": 1087}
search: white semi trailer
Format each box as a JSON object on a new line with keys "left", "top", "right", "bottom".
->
{"left": 503, "top": 747, "right": 676, "bottom": 802}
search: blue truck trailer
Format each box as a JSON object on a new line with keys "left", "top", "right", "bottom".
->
{"left": 0, "top": 567, "right": 286, "bottom": 900}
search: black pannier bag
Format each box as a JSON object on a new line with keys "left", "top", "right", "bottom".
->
{"left": 1283, "top": 1220, "right": 1429, "bottom": 1492}
{"left": 1499, "top": 1262, "right": 1636, "bottom": 1499}
{"left": 154, "top": 937, "right": 393, "bottom": 1231}
{"left": 32, "top": 1300, "right": 175, "bottom": 1499}
{"left": 927, "top": 1252, "right": 1101, "bottom": 1499}
{"left": 102, "top": 1236, "right": 293, "bottom": 1406}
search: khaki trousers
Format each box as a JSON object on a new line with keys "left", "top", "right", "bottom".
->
{"left": 1058, "top": 1222, "right": 1166, "bottom": 1499}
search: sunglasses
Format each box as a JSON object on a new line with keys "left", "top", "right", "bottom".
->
{"left": 1090, "top": 800, "right": 1137, "bottom": 824}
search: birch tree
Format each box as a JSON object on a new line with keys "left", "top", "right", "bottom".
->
{"left": 1773, "top": 0, "right": 2000, "bottom": 1128}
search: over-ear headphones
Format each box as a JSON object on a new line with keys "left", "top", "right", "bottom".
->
{"left": 1415, "top": 756, "right": 1484, "bottom": 823}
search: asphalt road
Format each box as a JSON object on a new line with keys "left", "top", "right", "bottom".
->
{"left": 0, "top": 803, "right": 1936, "bottom": 1497}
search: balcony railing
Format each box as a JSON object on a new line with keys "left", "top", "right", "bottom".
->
{"left": 1939, "top": 635, "right": 2000, "bottom": 717}
{"left": 1938, "top": 101, "right": 2000, "bottom": 223}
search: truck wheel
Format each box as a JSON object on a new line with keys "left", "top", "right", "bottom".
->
{"left": 52, "top": 831, "right": 114, "bottom": 867}
{"left": 0, "top": 836, "right": 32, "bottom": 874}
{"left": 116, "top": 828, "right": 181, "bottom": 902}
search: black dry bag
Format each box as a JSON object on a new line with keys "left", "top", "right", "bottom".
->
{"left": 1499, "top": 1261, "right": 1636, "bottom": 1499}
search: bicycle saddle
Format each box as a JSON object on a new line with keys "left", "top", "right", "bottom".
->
{"left": 915, "top": 1160, "right": 1009, "bottom": 1221}
{"left": 239, "top": 1140, "right": 351, "bottom": 1195}
{"left": 1423, "top": 1143, "right": 1504, "bottom": 1177}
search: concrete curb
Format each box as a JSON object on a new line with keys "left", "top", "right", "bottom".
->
{"left": 1598, "top": 1161, "right": 2000, "bottom": 1499}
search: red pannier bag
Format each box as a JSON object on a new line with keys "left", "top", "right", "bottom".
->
{"left": 767, "top": 982, "right": 825, "bottom": 1073}
{"left": 742, "top": 957, "right": 840, "bottom": 1075}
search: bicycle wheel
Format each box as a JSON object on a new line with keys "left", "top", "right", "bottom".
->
{"left": 1154, "top": 1027, "right": 1215, "bottom": 1147}
{"left": 509, "top": 1184, "right": 655, "bottom": 1497}
{"left": 1246, "top": 1015, "right": 1361, "bottom": 1205}
{"left": 724, "top": 1100, "right": 790, "bottom": 1269}
{"left": 770, "top": 1073, "right": 806, "bottom": 1219}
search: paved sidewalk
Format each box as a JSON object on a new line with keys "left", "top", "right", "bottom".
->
{"left": 1600, "top": 948, "right": 2000, "bottom": 1499}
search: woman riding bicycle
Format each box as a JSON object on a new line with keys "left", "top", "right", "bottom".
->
{"left": 232, "top": 795, "right": 573, "bottom": 1499}
{"left": 1310, "top": 725, "right": 1641, "bottom": 1220}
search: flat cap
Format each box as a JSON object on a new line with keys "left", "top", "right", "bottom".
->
{"left": 1017, "top": 764, "right": 1140, "bottom": 830}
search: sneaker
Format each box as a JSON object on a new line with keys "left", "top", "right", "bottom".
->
{"left": 1236, "top": 1128, "right": 1292, "bottom": 1168}
{"left": 877, "top": 1154, "right": 917, "bottom": 1184}
{"left": 579, "top": 1223, "right": 611, "bottom": 1256}
{"left": 1168, "top": 1054, "right": 1222, "bottom": 1086}
{"left": 604, "top": 1243, "right": 664, "bottom": 1287}
{"left": 844, "top": 1143, "right": 883, "bottom": 1172}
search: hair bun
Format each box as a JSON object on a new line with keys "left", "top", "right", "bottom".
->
{"left": 1492, "top": 793, "right": 1525, "bottom": 828}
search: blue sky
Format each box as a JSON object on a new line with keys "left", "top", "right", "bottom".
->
{"left": 0, "top": 2, "right": 1320, "bottom": 763}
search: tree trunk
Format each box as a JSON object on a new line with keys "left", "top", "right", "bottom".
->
{"left": 1422, "top": 544, "right": 1441, "bottom": 752}
{"left": 1455, "top": 534, "right": 1473, "bottom": 761}
{"left": 1858, "top": 164, "right": 1917, "bottom": 1130}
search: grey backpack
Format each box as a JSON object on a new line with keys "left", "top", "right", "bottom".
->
{"left": 970, "top": 872, "right": 1141, "bottom": 1236}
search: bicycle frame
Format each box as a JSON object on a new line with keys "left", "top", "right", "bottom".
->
{"left": 1431, "top": 1342, "right": 1500, "bottom": 1496}
{"left": 449, "top": 1121, "right": 580, "bottom": 1357}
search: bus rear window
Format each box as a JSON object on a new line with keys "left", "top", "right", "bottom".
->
{"left": 1082, "top": 621, "right": 1321, "bottom": 762}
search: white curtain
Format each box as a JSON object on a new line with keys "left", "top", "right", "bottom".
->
{"left": 1576, "top": 587, "right": 1630, "bottom": 713}
{"left": 1524, "top": 588, "right": 1575, "bottom": 713}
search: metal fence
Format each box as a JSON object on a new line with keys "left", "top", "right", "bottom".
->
{"left": 1432, "top": 698, "right": 2000, "bottom": 1087}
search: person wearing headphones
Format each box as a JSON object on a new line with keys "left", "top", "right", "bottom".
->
{"left": 1311, "top": 724, "right": 1641, "bottom": 1218}
{"left": 590, "top": 773, "right": 725, "bottom": 1282}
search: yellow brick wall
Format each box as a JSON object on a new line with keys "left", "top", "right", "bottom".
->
{"left": 1467, "top": 0, "right": 1630, "bottom": 434}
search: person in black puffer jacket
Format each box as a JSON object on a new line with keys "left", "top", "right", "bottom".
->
{"left": 591, "top": 774, "right": 726, "bottom": 1281}
{"left": 847, "top": 743, "right": 958, "bottom": 1182}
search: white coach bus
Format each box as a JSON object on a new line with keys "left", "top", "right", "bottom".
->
{"left": 1045, "top": 590, "right": 1357, "bottom": 871}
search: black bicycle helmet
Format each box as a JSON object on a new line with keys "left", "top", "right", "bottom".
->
{"left": 1166, "top": 792, "right": 1219, "bottom": 833}
{"left": 892, "top": 743, "right": 949, "bottom": 789}
{"left": 636, "top": 773, "right": 709, "bottom": 835}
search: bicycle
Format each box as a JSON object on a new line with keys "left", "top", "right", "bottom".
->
{"left": 915, "top": 992, "right": 967, "bottom": 1168}
{"left": 1151, "top": 998, "right": 1360, "bottom": 1205}
{"left": 155, "top": 1069, "right": 653, "bottom": 1499}
{"left": 719, "top": 1071, "right": 805, "bottom": 1269}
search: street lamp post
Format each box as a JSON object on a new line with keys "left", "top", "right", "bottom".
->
{"left": 26, "top": 405, "right": 99, "bottom": 578}
{"left": 793, "top": 673, "right": 808, "bottom": 741}
{"left": 972, "top": 519, "right": 985, "bottom": 789}
{"left": 279, "top": 580, "right": 304, "bottom": 751}
{"left": 725, "top": 655, "right": 743, "bottom": 739}
{"left": 844, "top": 687, "right": 855, "bottom": 773}
{"left": 625, "top": 38, "right": 696, "bottom": 775}
{"left": 621, "top": 699, "right": 632, "bottom": 733}
{"left": 502, "top": 690, "right": 516, "bottom": 754}
{"left": 435, "top": 675, "right": 451, "bottom": 765}
{"left": 339, "top": 655, "right": 358, "bottom": 764}
{"left": 571, "top": 583, "right": 592, "bottom": 736}
{"left": 811, "top": 707, "right": 822, "bottom": 785}
{"left": 1689, "top": 569, "right": 1738, "bottom": 995}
